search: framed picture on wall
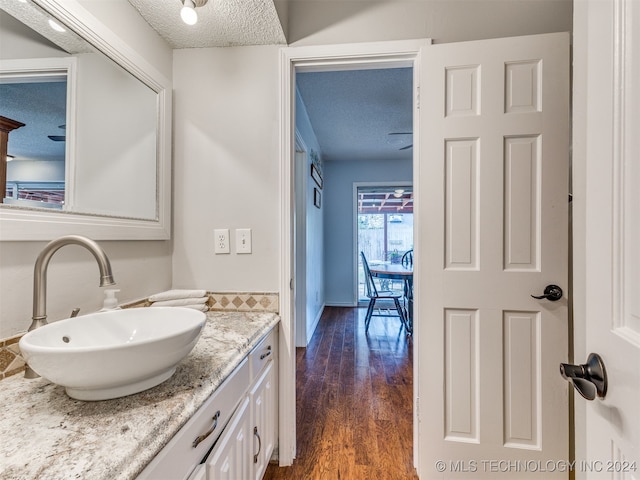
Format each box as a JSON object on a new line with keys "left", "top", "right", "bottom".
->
{"left": 313, "top": 188, "right": 321, "bottom": 208}
{"left": 311, "top": 163, "right": 323, "bottom": 189}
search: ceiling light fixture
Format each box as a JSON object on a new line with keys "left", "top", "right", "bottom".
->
{"left": 393, "top": 189, "right": 405, "bottom": 198}
{"left": 180, "top": 0, "right": 208, "bottom": 25}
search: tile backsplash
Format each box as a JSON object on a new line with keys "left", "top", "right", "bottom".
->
{"left": 208, "top": 292, "right": 279, "bottom": 312}
{"left": 0, "top": 335, "right": 26, "bottom": 380}
{"left": 0, "top": 291, "right": 279, "bottom": 381}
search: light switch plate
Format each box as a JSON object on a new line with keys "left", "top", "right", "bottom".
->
{"left": 214, "top": 228, "right": 230, "bottom": 254}
{"left": 236, "top": 228, "right": 252, "bottom": 254}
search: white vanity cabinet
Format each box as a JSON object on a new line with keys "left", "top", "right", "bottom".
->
{"left": 137, "top": 325, "right": 277, "bottom": 480}
{"left": 205, "top": 328, "right": 277, "bottom": 480}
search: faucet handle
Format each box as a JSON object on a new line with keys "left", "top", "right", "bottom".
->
{"left": 70, "top": 308, "right": 80, "bottom": 318}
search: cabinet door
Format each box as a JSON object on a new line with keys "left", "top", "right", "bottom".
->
{"left": 207, "top": 397, "right": 251, "bottom": 480}
{"left": 250, "top": 361, "right": 275, "bottom": 480}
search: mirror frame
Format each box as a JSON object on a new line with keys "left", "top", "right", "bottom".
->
{"left": 0, "top": 0, "right": 171, "bottom": 241}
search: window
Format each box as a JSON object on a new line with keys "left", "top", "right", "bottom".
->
{"left": 357, "top": 186, "right": 413, "bottom": 302}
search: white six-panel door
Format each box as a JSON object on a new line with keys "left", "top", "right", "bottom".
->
{"left": 417, "top": 33, "right": 570, "bottom": 479}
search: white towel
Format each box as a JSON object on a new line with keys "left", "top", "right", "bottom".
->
{"left": 148, "top": 289, "right": 207, "bottom": 302}
{"left": 186, "top": 304, "right": 209, "bottom": 312}
{"left": 150, "top": 302, "right": 208, "bottom": 312}
{"left": 151, "top": 297, "right": 208, "bottom": 307}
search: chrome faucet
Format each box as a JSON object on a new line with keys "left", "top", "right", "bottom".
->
{"left": 25, "top": 235, "right": 116, "bottom": 378}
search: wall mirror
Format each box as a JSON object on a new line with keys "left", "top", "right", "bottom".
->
{"left": 0, "top": 0, "right": 171, "bottom": 240}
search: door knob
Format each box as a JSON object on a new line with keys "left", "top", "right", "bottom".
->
{"left": 531, "top": 284, "right": 563, "bottom": 301}
{"left": 560, "top": 353, "right": 607, "bottom": 400}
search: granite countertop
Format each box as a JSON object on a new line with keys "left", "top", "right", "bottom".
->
{"left": 0, "top": 311, "right": 279, "bottom": 480}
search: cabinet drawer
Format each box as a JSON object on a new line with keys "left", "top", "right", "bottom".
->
{"left": 137, "top": 359, "right": 250, "bottom": 480}
{"left": 249, "top": 327, "right": 277, "bottom": 381}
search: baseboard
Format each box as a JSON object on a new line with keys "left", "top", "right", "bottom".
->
{"left": 324, "top": 301, "right": 358, "bottom": 307}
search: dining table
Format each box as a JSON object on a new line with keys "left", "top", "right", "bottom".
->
{"left": 368, "top": 263, "right": 413, "bottom": 334}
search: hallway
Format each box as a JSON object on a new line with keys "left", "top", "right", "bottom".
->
{"left": 264, "top": 307, "right": 417, "bottom": 480}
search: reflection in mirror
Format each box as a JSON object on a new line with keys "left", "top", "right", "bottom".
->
{"left": 0, "top": 0, "right": 158, "bottom": 220}
{"left": 1, "top": 72, "right": 67, "bottom": 209}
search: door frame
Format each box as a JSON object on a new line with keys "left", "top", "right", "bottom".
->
{"left": 572, "top": 1, "right": 589, "bottom": 467}
{"left": 278, "top": 39, "right": 430, "bottom": 467}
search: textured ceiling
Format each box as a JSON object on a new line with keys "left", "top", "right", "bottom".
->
{"left": 296, "top": 68, "right": 413, "bottom": 162}
{"left": 126, "top": 0, "right": 287, "bottom": 48}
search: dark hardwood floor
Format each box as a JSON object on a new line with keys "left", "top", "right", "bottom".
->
{"left": 263, "top": 306, "right": 417, "bottom": 480}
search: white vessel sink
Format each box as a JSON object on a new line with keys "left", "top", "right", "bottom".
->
{"left": 19, "top": 307, "right": 206, "bottom": 401}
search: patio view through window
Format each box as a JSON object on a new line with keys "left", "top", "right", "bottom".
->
{"left": 357, "top": 185, "right": 413, "bottom": 303}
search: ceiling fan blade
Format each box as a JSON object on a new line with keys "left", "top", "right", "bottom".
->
{"left": 399, "top": 144, "right": 413, "bottom": 150}
{"left": 48, "top": 135, "right": 66, "bottom": 142}
{"left": 388, "top": 132, "right": 412, "bottom": 136}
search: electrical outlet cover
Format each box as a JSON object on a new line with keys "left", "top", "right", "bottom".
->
{"left": 214, "top": 228, "right": 230, "bottom": 254}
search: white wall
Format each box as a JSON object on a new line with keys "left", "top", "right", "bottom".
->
{"left": 0, "top": 0, "right": 572, "bottom": 338}
{"left": 0, "top": 1, "right": 572, "bottom": 338}
{"left": 323, "top": 158, "right": 413, "bottom": 306}
{"left": 170, "top": 0, "right": 572, "bottom": 305}
{"left": 286, "top": 0, "right": 572, "bottom": 46}
{"left": 0, "top": 240, "right": 172, "bottom": 339}
{"left": 0, "top": 1, "right": 173, "bottom": 339}
{"left": 171, "top": 46, "right": 281, "bottom": 292}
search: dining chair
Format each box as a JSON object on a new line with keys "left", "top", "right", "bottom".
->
{"left": 360, "top": 251, "right": 407, "bottom": 333}
{"left": 401, "top": 249, "right": 414, "bottom": 334}
{"left": 401, "top": 249, "right": 413, "bottom": 267}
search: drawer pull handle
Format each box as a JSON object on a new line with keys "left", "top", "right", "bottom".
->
{"left": 259, "top": 346, "right": 272, "bottom": 360}
{"left": 192, "top": 410, "right": 221, "bottom": 448}
{"left": 253, "top": 426, "right": 262, "bottom": 463}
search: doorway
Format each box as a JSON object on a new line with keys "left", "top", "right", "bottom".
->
{"left": 279, "top": 39, "right": 428, "bottom": 468}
